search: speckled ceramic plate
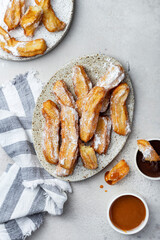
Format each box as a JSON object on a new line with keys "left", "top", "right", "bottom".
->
{"left": 0, "top": 0, "right": 74, "bottom": 61}
{"left": 32, "top": 54, "right": 135, "bottom": 181}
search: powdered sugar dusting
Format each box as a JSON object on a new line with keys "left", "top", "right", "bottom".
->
{"left": 93, "top": 117, "right": 111, "bottom": 153}
{"left": 0, "top": 0, "right": 73, "bottom": 60}
{"left": 53, "top": 80, "right": 76, "bottom": 108}
{"left": 125, "top": 120, "right": 131, "bottom": 134}
{"left": 5, "top": 42, "right": 26, "bottom": 56}
{"left": 141, "top": 146, "right": 152, "bottom": 159}
{"left": 59, "top": 105, "right": 79, "bottom": 167}
{"left": 42, "top": 105, "right": 60, "bottom": 162}
{"left": 94, "top": 135, "right": 101, "bottom": 150}
{"left": 97, "top": 63, "right": 125, "bottom": 91}
{"left": 72, "top": 65, "right": 92, "bottom": 98}
{"left": 55, "top": 164, "right": 70, "bottom": 177}
{"left": 110, "top": 84, "right": 130, "bottom": 135}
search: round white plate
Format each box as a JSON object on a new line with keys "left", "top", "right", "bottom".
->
{"left": 32, "top": 54, "right": 135, "bottom": 181}
{"left": 0, "top": 0, "right": 74, "bottom": 61}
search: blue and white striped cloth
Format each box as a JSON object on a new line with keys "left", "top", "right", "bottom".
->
{"left": 0, "top": 72, "right": 71, "bottom": 240}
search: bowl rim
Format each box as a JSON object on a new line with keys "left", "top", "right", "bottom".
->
{"left": 107, "top": 192, "right": 149, "bottom": 235}
{"left": 135, "top": 138, "right": 160, "bottom": 180}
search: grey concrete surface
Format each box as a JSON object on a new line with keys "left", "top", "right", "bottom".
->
{"left": 0, "top": 0, "right": 160, "bottom": 239}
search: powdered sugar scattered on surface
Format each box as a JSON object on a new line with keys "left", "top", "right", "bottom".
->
{"left": 0, "top": 0, "right": 73, "bottom": 60}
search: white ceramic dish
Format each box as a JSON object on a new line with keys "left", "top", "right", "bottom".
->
{"left": 32, "top": 54, "right": 135, "bottom": 182}
{"left": 107, "top": 193, "right": 149, "bottom": 235}
{"left": 135, "top": 138, "right": 160, "bottom": 181}
{"left": 0, "top": 0, "right": 74, "bottom": 61}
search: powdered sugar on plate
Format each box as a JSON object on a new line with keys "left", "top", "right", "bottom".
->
{"left": 0, "top": 0, "right": 74, "bottom": 61}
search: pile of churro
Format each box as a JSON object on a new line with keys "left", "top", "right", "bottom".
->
{"left": 42, "top": 62, "right": 131, "bottom": 177}
{"left": 0, "top": 0, "right": 66, "bottom": 57}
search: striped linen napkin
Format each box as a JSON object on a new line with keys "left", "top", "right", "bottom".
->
{"left": 0, "top": 72, "right": 71, "bottom": 240}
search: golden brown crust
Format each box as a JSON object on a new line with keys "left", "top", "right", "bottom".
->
{"left": 35, "top": 0, "right": 66, "bottom": 32}
{"left": 53, "top": 80, "right": 76, "bottom": 108}
{"left": 93, "top": 116, "right": 111, "bottom": 154}
{"left": 97, "top": 64, "right": 125, "bottom": 91}
{"left": 43, "top": 100, "right": 59, "bottom": 118}
{"left": 137, "top": 139, "right": 160, "bottom": 161}
{"left": 110, "top": 83, "right": 130, "bottom": 136}
{"left": 79, "top": 142, "right": 98, "bottom": 169}
{"left": 42, "top": 100, "right": 60, "bottom": 164}
{"left": 0, "top": 26, "right": 47, "bottom": 57}
{"left": 4, "top": 0, "right": 25, "bottom": 31}
{"left": 72, "top": 65, "right": 92, "bottom": 99}
{"left": 80, "top": 86, "right": 106, "bottom": 142}
{"left": 105, "top": 160, "right": 130, "bottom": 185}
{"left": 20, "top": 6, "right": 43, "bottom": 37}
{"left": 17, "top": 39, "right": 47, "bottom": 57}
{"left": 59, "top": 106, "right": 79, "bottom": 170}
{"left": 72, "top": 65, "right": 92, "bottom": 117}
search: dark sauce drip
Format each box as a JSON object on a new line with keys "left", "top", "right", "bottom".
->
{"left": 137, "top": 140, "right": 160, "bottom": 177}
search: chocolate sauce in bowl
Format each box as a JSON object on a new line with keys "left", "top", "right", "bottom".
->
{"left": 137, "top": 140, "right": 160, "bottom": 177}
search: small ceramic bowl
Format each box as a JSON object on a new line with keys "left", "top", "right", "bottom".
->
{"left": 135, "top": 139, "right": 160, "bottom": 181}
{"left": 107, "top": 193, "right": 149, "bottom": 235}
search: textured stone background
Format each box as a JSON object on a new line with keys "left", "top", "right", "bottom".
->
{"left": 0, "top": 0, "right": 160, "bottom": 239}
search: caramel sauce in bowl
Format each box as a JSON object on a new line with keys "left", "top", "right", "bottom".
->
{"left": 107, "top": 193, "right": 149, "bottom": 235}
{"left": 135, "top": 139, "right": 160, "bottom": 180}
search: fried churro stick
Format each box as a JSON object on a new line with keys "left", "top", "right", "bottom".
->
{"left": 4, "top": 0, "right": 25, "bottom": 31}
{"left": 20, "top": 6, "right": 43, "bottom": 37}
{"left": 105, "top": 160, "right": 130, "bottom": 185}
{"left": 110, "top": 83, "right": 130, "bottom": 136}
{"left": 79, "top": 142, "right": 98, "bottom": 170}
{"left": 59, "top": 106, "right": 79, "bottom": 170}
{"left": 137, "top": 140, "right": 160, "bottom": 161}
{"left": 93, "top": 116, "right": 111, "bottom": 155}
{"left": 42, "top": 100, "right": 60, "bottom": 164}
{"left": 80, "top": 86, "right": 106, "bottom": 142}
{"left": 72, "top": 65, "right": 92, "bottom": 99}
{"left": 97, "top": 64, "right": 125, "bottom": 113}
{"left": 35, "top": 0, "right": 66, "bottom": 32}
{"left": 72, "top": 65, "right": 92, "bottom": 117}
{"left": 53, "top": 80, "right": 76, "bottom": 108}
{"left": 0, "top": 26, "right": 47, "bottom": 57}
